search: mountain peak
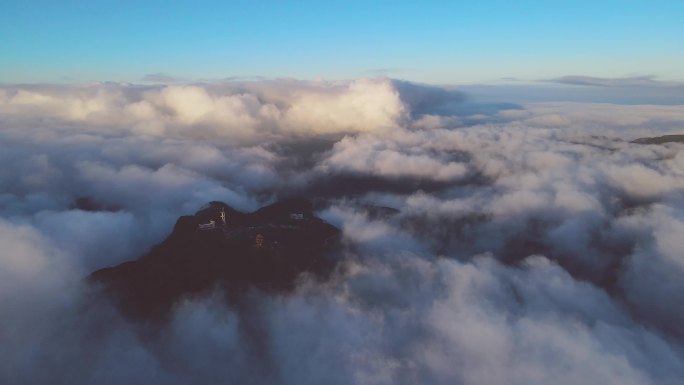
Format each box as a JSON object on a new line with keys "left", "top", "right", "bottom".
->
{"left": 89, "top": 199, "right": 341, "bottom": 321}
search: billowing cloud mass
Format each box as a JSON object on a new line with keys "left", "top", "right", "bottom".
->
{"left": 1, "top": 78, "right": 684, "bottom": 384}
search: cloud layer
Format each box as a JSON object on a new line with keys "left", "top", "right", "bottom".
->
{"left": 1, "top": 78, "right": 684, "bottom": 384}
{"left": 547, "top": 75, "right": 684, "bottom": 88}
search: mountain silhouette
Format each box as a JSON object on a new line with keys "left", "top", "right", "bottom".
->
{"left": 632, "top": 134, "right": 684, "bottom": 145}
{"left": 89, "top": 198, "right": 341, "bottom": 321}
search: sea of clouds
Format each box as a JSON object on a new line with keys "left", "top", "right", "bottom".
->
{"left": 1, "top": 78, "right": 684, "bottom": 384}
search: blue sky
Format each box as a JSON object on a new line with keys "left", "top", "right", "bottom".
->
{"left": 1, "top": 0, "right": 683, "bottom": 84}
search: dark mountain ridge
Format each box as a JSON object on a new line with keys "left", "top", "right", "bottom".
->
{"left": 89, "top": 198, "right": 341, "bottom": 321}
{"left": 632, "top": 134, "right": 684, "bottom": 145}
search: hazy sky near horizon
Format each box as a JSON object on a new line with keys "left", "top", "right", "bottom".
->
{"left": 2, "top": 0, "right": 683, "bottom": 84}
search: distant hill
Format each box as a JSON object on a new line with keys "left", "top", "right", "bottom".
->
{"left": 631, "top": 134, "right": 684, "bottom": 145}
{"left": 89, "top": 198, "right": 341, "bottom": 321}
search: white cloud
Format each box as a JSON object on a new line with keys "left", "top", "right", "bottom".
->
{"left": 1, "top": 78, "right": 684, "bottom": 384}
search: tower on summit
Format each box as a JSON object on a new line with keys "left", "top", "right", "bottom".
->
{"left": 220, "top": 207, "right": 226, "bottom": 225}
